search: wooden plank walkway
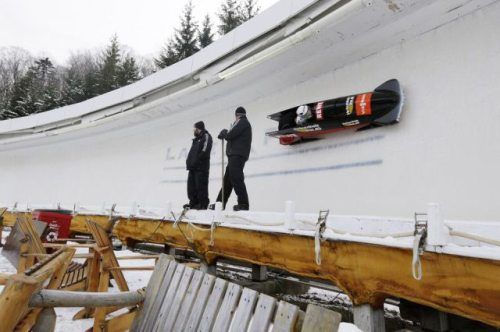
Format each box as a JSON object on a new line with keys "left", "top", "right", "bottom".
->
{"left": 130, "top": 254, "right": 341, "bottom": 332}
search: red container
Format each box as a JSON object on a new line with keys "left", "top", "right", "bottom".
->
{"left": 32, "top": 209, "right": 73, "bottom": 243}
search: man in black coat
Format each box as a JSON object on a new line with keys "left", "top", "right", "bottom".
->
{"left": 211, "top": 106, "right": 252, "bottom": 211}
{"left": 184, "top": 121, "right": 213, "bottom": 209}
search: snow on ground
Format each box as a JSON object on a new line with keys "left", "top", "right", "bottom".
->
{"left": 0, "top": 230, "right": 360, "bottom": 331}
{"left": 0, "top": 230, "right": 153, "bottom": 331}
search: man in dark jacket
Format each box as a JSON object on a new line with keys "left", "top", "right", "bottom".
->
{"left": 211, "top": 106, "right": 252, "bottom": 211}
{"left": 185, "top": 121, "right": 213, "bottom": 209}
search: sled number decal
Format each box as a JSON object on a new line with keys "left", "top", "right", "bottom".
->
{"left": 345, "top": 96, "right": 354, "bottom": 115}
{"left": 355, "top": 93, "right": 372, "bottom": 116}
{"left": 315, "top": 102, "right": 324, "bottom": 120}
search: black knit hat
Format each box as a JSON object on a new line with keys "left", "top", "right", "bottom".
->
{"left": 235, "top": 106, "right": 246, "bottom": 115}
{"left": 194, "top": 121, "right": 205, "bottom": 130}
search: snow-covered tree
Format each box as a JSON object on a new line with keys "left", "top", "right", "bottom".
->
{"left": 239, "top": 0, "right": 260, "bottom": 21}
{"left": 174, "top": 2, "right": 199, "bottom": 59}
{"left": 156, "top": 2, "right": 199, "bottom": 69}
{"left": 60, "top": 51, "right": 99, "bottom": 105}
{"left": 155, "top": 39, "right": 178, "bottom": 69}
{"left": 8, "top": 57, "right": 61, "bottom": 118}
{"left": 218, "top": 0, "right": 242, "bottom": 35}
{"left": 198, "top": 15, "right": 215, "bottom": 48}
{"left": 117, "top": 55, "right": 140, "bottom": 86}
{"left": 97, "top": 35, "right": 121, "bottom": 93}
{"left": 0, "top": 47, "right": 34, "bottom": 119}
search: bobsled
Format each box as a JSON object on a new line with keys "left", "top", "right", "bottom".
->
{"left": 266, "top": 79, "right": 404, "bottom": 145}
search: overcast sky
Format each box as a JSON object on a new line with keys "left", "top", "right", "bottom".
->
{"left": 0, "top": 0, "right": 279, "bottom": 65}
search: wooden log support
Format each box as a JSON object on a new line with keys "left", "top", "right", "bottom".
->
{"left": 106, "top": 266, "right": 155, "bottom": 271}
{"left": 104, "top": 310, "right": 137, "bottom": 332}
{"left": 0, "top": 207, "right": 5, "bottom": 247}
{"left": 93, "top": 268, "right": 110, "bottom": 332}
{"left": 112, "top": 218, "right": 500, "bottom": 328}
{"left": 2, "top": 211, "right": 32, "bottom": 227}
{"left": 5, "top": 210, "right": 500, "bottom": 327}
{"left": 0, "top": 274, "right": 40, "bottom": 331}
{"left": 0, "top": 273, "right": 10, "bottom": 285}
{"left": 29, "top": 289, "right": 145, "bottom": 308}
{"left": 0, "top": 247, "right": 75, "bottom": 331}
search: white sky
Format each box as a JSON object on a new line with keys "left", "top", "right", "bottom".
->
{"left": 0, "top": 0, "right": 279, "bottom": 65}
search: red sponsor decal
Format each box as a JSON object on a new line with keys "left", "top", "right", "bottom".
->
{"left": 315, "top": 102, "right": 324, "bottom": 120}
{"left": 355, "top": 93, "right": 372, "bottom": 116}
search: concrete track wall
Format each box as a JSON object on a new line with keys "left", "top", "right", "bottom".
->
{"left": 1, "top": 0, "right": 499, "bottom": 220}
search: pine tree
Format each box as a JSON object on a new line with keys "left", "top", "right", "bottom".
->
{"left": 117, "top": 55, "right": 140, "bottom": 86}
{"left": 60, "top": 67, "right": 85, "bottom": 105}
{"left": 198, "top": 15, "right": 214, "bottom": 48}
{"left": 156, "top": 2, "right": 199, "bottom": 69}
{"left": 98, "top": 35, "right": 121, "bottom": 93}
{"left": 0, "top": 47, "right": 34, "bottom": 119}
{"left": 240, "top": 0, "right": 260, "bottom": 21}
{"left": 155, "top": 39, "right": 178, "bottom": 69}
{"left": 174, "top": 2, "right": 199, "bottom": 59}
{"left": 9, "top": 57, "right": 61, "bottom": 118}
{"left": 60, "top": 51, "right": 99, "bottom": 106}
{"left": 218, "top": 0, "right": 242, "bottom": 35}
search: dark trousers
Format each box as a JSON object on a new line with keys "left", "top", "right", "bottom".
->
{"left": 187, "top": 170, "right": 209, "bottom": 209}
{"left": 216, "top": 155, "right": 249, "bottom": 207}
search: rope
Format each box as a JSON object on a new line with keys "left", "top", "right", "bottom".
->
{"left": 187, "top": 221, "right": 212, "bottom": 232}
{"left": 210, "top": 221, "right": 218, "bottom": 247}
{"left": 297, "top": 219, "right": 316, "bottom": 226}
{"left": 143, "top": 218, "right": 165, "bottom": 243}
{"left": 412, "top": 232, "right": 424, "bottom": 280}
{"left": 224, "top": 214, "right": 284, "bottom": 227}
{"left": 298, "top": 219, "right": 414, "bottom": 238}
{"left": 328, "top": 228, "right": 414, "bottom": 239}
{"left": 447, "top": 228, "right": 500, "bottom": 247}
{"left": 172, "top": 211, "right": 181, "bottom": 229}
{"left": 314, "top": 222, "right": 325, "bottom": 265}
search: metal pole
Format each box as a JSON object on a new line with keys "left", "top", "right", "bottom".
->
{"left": 221, "top": 139, "right": 225, "bottom": 209}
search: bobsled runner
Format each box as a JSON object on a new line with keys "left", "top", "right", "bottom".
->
{"left": 266, "top": 79, "right": 403, "bottom": 145}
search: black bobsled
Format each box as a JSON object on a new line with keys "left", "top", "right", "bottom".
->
{"left": 266, "top": 79, "right": 404, "bottom": 145}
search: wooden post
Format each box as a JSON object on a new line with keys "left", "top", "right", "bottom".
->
{"left": 93, "top": 269, "right": 110, "bottom": 332}
{"left": 73, "top": 249, "right": 101, "bottom": 320}
{"left": 251, "top": 264, "right": 268, "bottom": 282}
{"left": 0, "top": 274, "right": 40, "bottom": 331}
{"left": 32, "top": 308, "right": 56, "bottom": 332}
{"left": 16, "top": 247, "right": 77, "bottom": 331}
{"left": 18, "top": 241, "right": 31, "bottom": 273}
{"left": 0, "top": 215, "right": 3, "bottom": 247}
{"left": 29, "top": 289, "right": 145, "bottom": 308}
{"left": 353, "top": 304, "right": 385, "bottom": 332}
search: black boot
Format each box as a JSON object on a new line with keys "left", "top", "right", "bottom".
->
{"left": 209, "top": 202, "right": 227, "bottom": 210}
{"left": 233, "top": 204, "right": 249, "bottom": 211}
{"left": 183, "top": 203, "right": 191, "bottom": 209}
{"left": 192, "top": 204, "right": 204, "bottom": 210}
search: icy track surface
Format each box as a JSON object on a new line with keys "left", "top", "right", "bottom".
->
{"left": 0, "top": 231, "right": 360, "bottom": 332}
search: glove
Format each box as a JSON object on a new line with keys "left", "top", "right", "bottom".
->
{"left": 218, "top": 129, "right": 228, "bottom": 139}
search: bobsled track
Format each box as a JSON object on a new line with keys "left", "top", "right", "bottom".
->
{"left": 1, "top": 0, "right": 500, "bottom": 330}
